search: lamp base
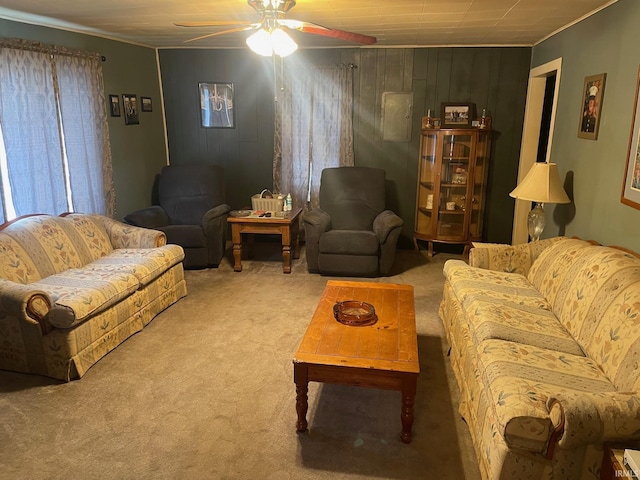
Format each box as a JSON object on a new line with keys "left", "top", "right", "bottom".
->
{"left": 527, "top": 202, "right": 546, "bottom": 242}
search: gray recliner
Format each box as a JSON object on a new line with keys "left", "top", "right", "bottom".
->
{"left": 124, "top": 164, "right": 231, "bottom": 269}
{"left": 303, "top": 166, "right": 403, "bottom": 276}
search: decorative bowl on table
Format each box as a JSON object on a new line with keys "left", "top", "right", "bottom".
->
{"left": 230, "top": 210, "right": 252, "bottom": 217}
{"left": 333, "top": 300, "right": 377, "bottom": 326}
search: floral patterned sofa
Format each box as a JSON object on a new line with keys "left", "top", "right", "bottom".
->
{"left": 0, "top": 213, "right": 187, "bottom": 381}
{"left": 439, "top": 237, "right": 640, "bottom": 480}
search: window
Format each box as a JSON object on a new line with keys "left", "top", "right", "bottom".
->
{"left": 0, "top": 39, "right": 114, "bottom": 224}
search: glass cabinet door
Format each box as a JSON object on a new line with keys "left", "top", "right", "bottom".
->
{"left": 469, "top": 131, "right": 490, "bottom": 239}
{"left": 415, "top": 132, "right": 437, "bottom": 236}
{"left": 437, "top": 133, "right": 471, "bottom": 240}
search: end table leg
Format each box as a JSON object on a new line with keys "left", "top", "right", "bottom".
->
{"left": 294, "top": 363, "right": 309, "bottom": 433}
{"left": 400, "top": 376, "right": 417, "bottom": 443}
{"left": 231, "top": 225, "right": 242, "bottom": 272}
{"left": 283, "top": 244, "right": 292, "bottom": 274}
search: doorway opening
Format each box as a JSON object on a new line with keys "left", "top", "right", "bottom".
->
{"left": 512, "top": 58, "right": 562, "bottom": 244}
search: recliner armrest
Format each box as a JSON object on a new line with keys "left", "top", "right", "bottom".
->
{"left": 303, "top": 209, "right": 331, "bottom": 233}
{"left": 203, "top": 204, "right": 231, "bottom": 225}
{"left": 124, "top": 206, "right": 170, "bottom": 229}
{"left": 373, "top": 210, "right": 403, "bottom": 244}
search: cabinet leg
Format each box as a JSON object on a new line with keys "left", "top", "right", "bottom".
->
{"left": 428, "top": 241, "right": 433, "bottom": 258}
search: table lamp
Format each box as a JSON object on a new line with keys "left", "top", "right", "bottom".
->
{"left": 509, "top": 162, "right": 570, "bottom": 241}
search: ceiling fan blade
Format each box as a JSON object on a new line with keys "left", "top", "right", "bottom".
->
{"left": 183, "top": 26, "right": 257, "bottom": 44}
{"left": 175, "top": 21, "right": 254, "bottom": 28}
{"left": 279, "top": 19, "right": 377, "bottom": 45}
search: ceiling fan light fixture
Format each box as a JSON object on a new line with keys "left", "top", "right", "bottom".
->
{"left": 271, "top": 28, "right": 298, "bottom": 56}
{"left": 246, "top": 27, "right": 298, "bottom": 57}
{"left": 246, "top": 28, "right": 273, "bottom": 56}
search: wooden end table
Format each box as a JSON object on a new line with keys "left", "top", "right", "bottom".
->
{"left": 227, "top": 207, "right": 302, "bottom": 274}
{"left": 293, "top": 280, "right": 420, "bottom": 443}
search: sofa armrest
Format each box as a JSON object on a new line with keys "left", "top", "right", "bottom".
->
{"left": 547, "top": 392, "right": 640, "bottom": 450}
{"left": 124, "top": 206, "right": 170, "bottom": 229}
{"left": 373, "top": 210, "right": 403, "bottom": 244}
{"left": 96, "top": 216, "right": 167, "bottom": 248}
{"left": 203, "top": 204, "right": 231, "bottom": 224}
{"left": 0, "top": 279, "right": 52, "bottom": 333}
{"left": 469, "top": 237, "right": 565, "bottom": 275}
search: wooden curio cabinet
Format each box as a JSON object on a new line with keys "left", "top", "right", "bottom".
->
{"left": 414, "top": 123, "right": 491, "bottom": 256}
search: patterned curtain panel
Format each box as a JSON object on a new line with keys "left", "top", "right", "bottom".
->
{"left": 0, "top": 39, "right": 115, "bottom": 220}
{"left": 275, "top": 62, "right": 354, "bottom": 210}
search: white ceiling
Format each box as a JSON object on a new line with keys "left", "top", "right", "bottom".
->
{"left": 0, "top": 0, "right": 617, "bottom": 49}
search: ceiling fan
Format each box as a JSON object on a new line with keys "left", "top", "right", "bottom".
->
{"left": 175, "top": 0, "right": 377, "bottom": 56}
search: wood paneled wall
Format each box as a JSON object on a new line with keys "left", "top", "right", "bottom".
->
{"left": 159, "top": 46, "right": 531, "bottom": 247}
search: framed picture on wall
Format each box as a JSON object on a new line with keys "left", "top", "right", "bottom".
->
{"left": 199, "top": 82, "right": 234, "bottom": 128}
{"left": 109, "top": 94, "right": 121, "bottom": 117}
{"left": 141, "top": 97, "right": 152, "bottom": 112}
{"left": 122, "top": 94, "right": 139, "bottom": 125}
{"left": 577, "top": 73, "right": 606, "bottom": 140}
{"left": 621, "top": 66, "right": 640, "bottom": 209}
{"left": 440, "top": 103, "right": 474, "bottom": 128}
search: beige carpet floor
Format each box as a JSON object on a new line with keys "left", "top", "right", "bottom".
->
{"left": 0, "top": 244, "right": 480, "bottom": 480}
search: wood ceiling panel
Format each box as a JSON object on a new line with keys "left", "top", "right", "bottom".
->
{"left": 0, "top": 0, "right": 617, "bottom": 48}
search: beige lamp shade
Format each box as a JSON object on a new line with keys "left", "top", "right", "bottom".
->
{"left": 509, "top": 162, "right": 570, "bottom": 204}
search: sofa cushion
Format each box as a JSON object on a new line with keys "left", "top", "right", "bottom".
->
{"left": 477, "top": 339, "right": 615, "bottom": 453}
{"left": 319, "top": 230, "right": 379, "bottom": 256}
{"left": 444, "top": 260, "right": 585, "bottom": 355}
{"left": 0, "top": 233, "right": 42, "bottom": 284}
{"left": 444, "top": 260, "right": 547, "bottom": 308}
{"left": 62, "top": 214, "right": 114, "bottom": 263}
{"left": 83, "top": 245, "right": 185, "bottom": 286}
{"left": 30, "top": 269, "right": 140, "bottom": 328}
{"left": 470, "top": 237, "right": 565, "bottom": 276}
{"left": 0, "top": 215, "right": 88, "bottom": 280}
{"left": 464, "top": 298, "right": 584, "bottom": 356}
{"left": 526, "top": 238, "right": 592, "bottom": 311}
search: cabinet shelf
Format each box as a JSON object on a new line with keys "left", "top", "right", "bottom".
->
{"left": 440, "top": 183, "right": 467, "bottom": 188}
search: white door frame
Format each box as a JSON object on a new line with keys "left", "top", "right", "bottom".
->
{"left": 512, "top": 58, "right": 562, "bottom": 244}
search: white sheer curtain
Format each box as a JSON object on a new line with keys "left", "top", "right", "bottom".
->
{"left": 0, "top": 47, "right": 68, "bottom": 219}
{"left": 274, "top": 62, "right": 354, "bottom": 210}
{"left": 56, "top": 54, "right": 114, "bottom": 215}
{"left": 0, "top": 39, "right": 114, "bottom": 221}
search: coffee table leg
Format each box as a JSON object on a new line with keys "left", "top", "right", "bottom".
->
{"left": 400, "top": 375, "right": 417, "bottom": 443}
{"left": 294, "top": 363, "right": 309, "bottom": 433}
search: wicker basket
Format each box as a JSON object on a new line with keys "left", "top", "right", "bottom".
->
{"left": 251, "top": 189, "right": 284, "bottom": 212}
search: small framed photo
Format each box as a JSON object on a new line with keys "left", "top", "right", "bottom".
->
{"left": 141, "top": 97, "right": 152, "bottom": 112}
{"left": 199, "top": 82, "right": 234, "bottom": 128}
{"left": 122, "top": 94, "right": 139, "bottom": 125}
{"left": 441, "top": 103, "right": 475, "bottom": 128}
{"left": 621, "top": 66, "right": 640, "bottom": 209}
{"left": 578, "top": 73, "right": 606, "bottom": 140}
{"left": 109, "top": 94, "right": 120, "bottom": 117}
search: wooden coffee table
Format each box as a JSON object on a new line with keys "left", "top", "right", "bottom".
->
{"left": 227, "top": 207, "right": 302, "bottom": 273}
{"left": 293, "top": 280, "right": 419, "bottom": 443}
